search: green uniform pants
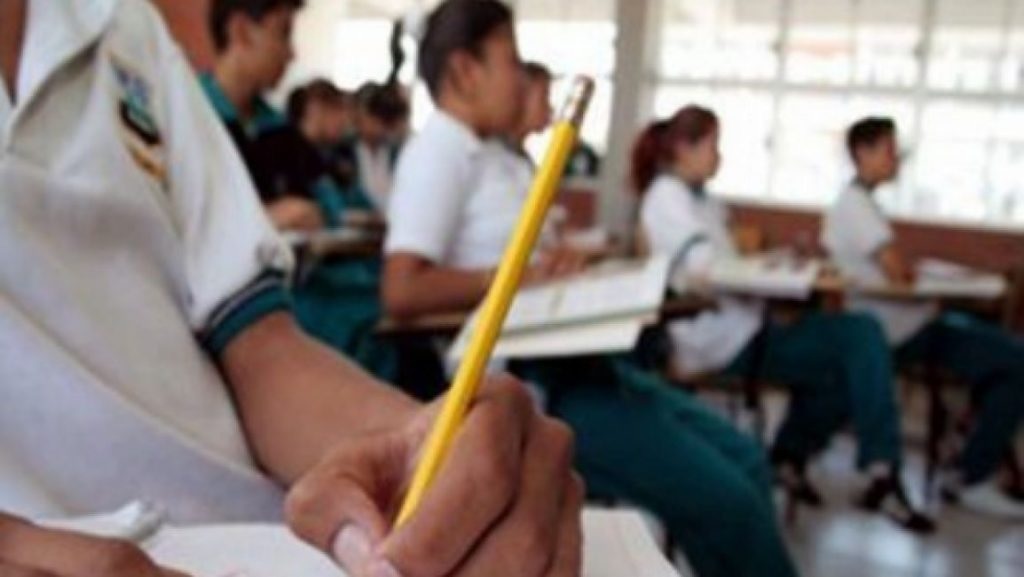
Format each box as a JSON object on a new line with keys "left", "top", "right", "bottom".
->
{"left": 512, "top": 356, "right": 798, "bottom": 577}
{"left": 727, "top": 312, "right": 903, "bottom": 470}
{"left": 897, "top": 312, "right": 1024, "bottom": 484}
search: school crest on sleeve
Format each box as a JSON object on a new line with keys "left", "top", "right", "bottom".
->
{"left": 112, "top": 59, "right": 168, "bottom": 186}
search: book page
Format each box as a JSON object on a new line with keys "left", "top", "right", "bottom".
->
{"left": 145, "top": 510, "right": 681, "bottom": 577}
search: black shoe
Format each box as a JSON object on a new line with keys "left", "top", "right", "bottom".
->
{"left": 775, "top": 459, "right": 824, "bottom": 508}
{"left": 856, "top": 474, "right": 936, "bottom": 534}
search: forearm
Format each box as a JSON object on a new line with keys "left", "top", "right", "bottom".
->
{"left": 876, "top": 245, "right": 914, "bottom": 285}
{"left": 382, "top": 256, "right": 489, "bottom": 319}
{"left": 221, "top": 313, "right": 418, "bottom": 485}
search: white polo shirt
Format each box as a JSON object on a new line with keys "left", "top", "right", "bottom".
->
{"left": 356, "top": 141, "right": 395, "bottom": 212}
{"left": 0, "top": 0, "right": 292, "bottom": 522}
{"left": 640, "top": 175, "right": 763, "bottom": 376}
{"left": 386, "top": 111, "right": 555, "bottom": 269}
{"left": 822, "top": 183, "right": 935, "bottom": 345}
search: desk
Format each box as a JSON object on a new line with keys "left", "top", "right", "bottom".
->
{"left": 375, "top": 294, "right": 716, "bottom": 340}
{"left": 283, "top": 228, "right": 383, "bottom": 259}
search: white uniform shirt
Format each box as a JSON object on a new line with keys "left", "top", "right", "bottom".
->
{"left": 822, "top": 183, "right": 935, "bottom": 345}
{"left": 387, "top": 111, "right": 554, "bottom": 269}
{"left": 356, "top": 141, "right": 394, "bottom": 212}
{"left": 0, "top": 0, "right": 292, "bottom": 522}
{"left": 640, "top": 175, "right": 763, "bottom": 376}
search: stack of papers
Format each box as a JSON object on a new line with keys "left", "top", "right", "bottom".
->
{"left": 689, "top": 254, "right": 822, "bottom": 300}
{"left": 448, "top": 257, "right": 670, "bottom": 360}
{"left": 47, "top": 504, "right": 682, "bottom": 577}
{"left": 911, "top": 258, "right": 1008, "bottom": 299}
{"left": 848, "top": 258, "right": 1008, "bottom": 299}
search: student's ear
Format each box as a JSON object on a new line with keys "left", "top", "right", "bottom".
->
{"left": 225, "top": 11, "right": 256, "bottom": 52}
{"left": 447, "top": 51, "right": 481, "bottom": 101}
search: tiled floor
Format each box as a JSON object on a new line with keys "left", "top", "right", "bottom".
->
{"left": 785, "top": 437, "right": 1023, "bottom": 577}
{"left": 676, "top": 388, "right": 1024, "bottom": 577}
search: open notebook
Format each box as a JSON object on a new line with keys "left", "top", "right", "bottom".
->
{"left": 46, "top": 504, "right": 681, "bottom": 577}
{"left": 448, "top": 257, "right": 670, "bottom": 360}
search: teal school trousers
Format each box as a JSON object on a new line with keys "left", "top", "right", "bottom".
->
{"left": 512, "top": 356, "right": 798, "bottom": 577}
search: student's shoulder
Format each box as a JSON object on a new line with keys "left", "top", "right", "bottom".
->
{"left": 105, "top": 0, "right": 180, "bottom": 61}
{"left": 643, "top": 175, "right": 694, "bottom": 214}
{"left": 395, "top": 124, "right": 471, "bottom": 180}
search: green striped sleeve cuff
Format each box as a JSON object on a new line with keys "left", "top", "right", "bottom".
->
{"left": 200, "top": 271, "right": 292, "bottom": 358}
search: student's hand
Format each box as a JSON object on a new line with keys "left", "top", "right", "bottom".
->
{"left": 286, "top": 375, "right": 584, "bottom": 577}
{"left": 0, "top": 513, "right": 189, "bottom": 577}
{"left": 877, "top": 246, "right": 915, "bottom": 286}
{"left": 525, "top": 246, "right": 590, "bottom": 285}
{"left": 267, "top": 197, "right": 325, "bottom": 232}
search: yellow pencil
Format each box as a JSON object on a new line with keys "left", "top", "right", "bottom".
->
{"left": 396, "top": 76, "right": 595, "bottom": 526}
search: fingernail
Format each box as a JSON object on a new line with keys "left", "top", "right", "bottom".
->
{"left": 368, "top": 559, "right": 403, "bottom": 577}
{"left": 332, "top": 524, "right": 372, "bottom": 568}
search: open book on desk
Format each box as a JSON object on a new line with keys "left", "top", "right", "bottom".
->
{"left": 673, "top": 253, "right": 822, "bottom": 300}
{"left": 47, "top": 504, "right": 682, "bottom": 577}
{"left": 448, "top": 257, "right": 670, "bottom": 361}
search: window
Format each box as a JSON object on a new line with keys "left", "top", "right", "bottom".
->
{"left": 647, "top": 0, "right": 1024, "bottom": 227}
{"left": 288, "top": 0, "right": 617, "bottom": 152}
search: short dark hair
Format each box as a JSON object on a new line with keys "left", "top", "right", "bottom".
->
{"left": 286, "top": 78, "right": 350, "bottom": 124}
{"left": 418, "top": 0, "right": 515, "bottom": 98}
{"left": 209, "top": 0, "right": 305, "bottom": 53}
{"left": 846, "top": 117, "right": 896, "bottom": 162}
{"left": 523, "top": 61, "right": 553, "bottom": 83}
{"left": 355, "top": 82, "right": 410, "bottom": 127}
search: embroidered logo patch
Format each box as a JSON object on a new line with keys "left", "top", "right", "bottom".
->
{"left": 112, "top": 59, "right": 167, "bottom": 184}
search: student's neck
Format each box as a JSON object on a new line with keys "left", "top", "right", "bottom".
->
{"left": 674, "top": 171, "right": 705, "bottom": 193}
{"left": 855, "top": 174, "right": 882, "bottom": 193}
{"left": 0, "top": 0, "right": 27, "bottom": 102}
{"left": 437, "top": 94, "right": 488, "bottom": 139}
{"left": 213, "top": 58, "right": 261, "bottom": 120}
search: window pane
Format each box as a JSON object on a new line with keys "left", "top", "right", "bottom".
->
{"left": 852, "top": 0, "right": 923, "bottom": 88}
{"left": 784, "top": 0, "right": 855, "bottom": 85}
{"left": 912, "top": 100, "right": 995, "bottom": 220}
{"left": 1002, "top": 0, "right": 1024, "bottom": 92}
{"left": 772, "top": 93, "right": 849, "bottom": 204}
{"left": 927, "top": 0, "right": 1007, "bottom": 92}
{"left": 659, "top": 0, "right": 782, "bottom": 82}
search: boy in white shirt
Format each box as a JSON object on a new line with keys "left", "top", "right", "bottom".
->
{"left": 823, "top": 117, "right": 1024, "bottom": 519}
{"left": 0, "top": 1, "right": 582, "bottom": 575}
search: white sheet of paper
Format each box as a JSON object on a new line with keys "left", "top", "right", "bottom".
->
{"left": 447, "top": 257, "right": 668, "bottom": 361}
{"left": 449, "top": 316, "right": 648, "bottom": 361}
{"left": 913, "top": 258, "right": 1007, "bottom": 299}
{"left": 852, "top": 258, "right": 1008, "bottom": 299}
{"left": 704, "top": 255, "right": 822, "bottom": 300}
{"left": 145, "top": 509, "right": 680, "bottom": 577}
{"left": 500, "top": 256, "right": 670, "bottom": 333}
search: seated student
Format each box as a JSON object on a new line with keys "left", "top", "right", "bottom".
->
{"left": 202, "top": 0, "right": 402, "bottom": 380}
{"left": 635, "top": 105, "right": 935, "bottom": 533}
{"left": 823, "top": 117, "right": 1024, "bottom": 519}
{"left": 0, "top": 0, "right": 581, "bottom": 575}
{"left": 287, "top": 78, "right": 359, "bottom": 189}
{"left": 201, "top": 1, "right": 373, "bottom": 227}
{"left": 347, "top": 82, "right": 410, "bottom": 212}
{"left": 383, "top": 3, "right": 798, "bottom": 576}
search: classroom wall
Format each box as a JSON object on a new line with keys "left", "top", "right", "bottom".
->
{"left": 152, "top": 0, "right": 215, "bottom": 72}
